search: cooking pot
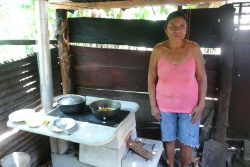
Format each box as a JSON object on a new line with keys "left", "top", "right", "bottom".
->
{"left": 57, "top": 95, "right": 86, "bottom": 114}
{"left": 89, "top": 99, "right": 121, "bottom": 120}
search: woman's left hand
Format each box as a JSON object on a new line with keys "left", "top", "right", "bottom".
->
{"left": 189, "top": 106, "right": 202, "bottom": 125}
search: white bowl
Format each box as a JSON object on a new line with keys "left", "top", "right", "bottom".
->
{"left": 1, "top": 152, "right": 30, "bottom": 167}
{"left": 23, "top": 112, "right": 45, "bottom": 128}
{"left": 8, "top": 109, "right": 35, "bottom": 122}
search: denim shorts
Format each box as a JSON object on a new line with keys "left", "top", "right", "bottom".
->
{"left": 160, "top": 111, "right": 200, "bottom": 148}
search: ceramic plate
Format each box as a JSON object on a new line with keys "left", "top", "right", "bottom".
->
{"left": 8, "top": 109, "right": 36, "bottom": 122}
{"left": 47, "top": 118, "right": 75, "bottom": 132}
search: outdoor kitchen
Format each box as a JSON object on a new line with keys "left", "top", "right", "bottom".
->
{"left": 1, "top": 0, "right": 250, "bottom": 167}
{"left": 7, "top": 95, "right": 163, "bottom": 167}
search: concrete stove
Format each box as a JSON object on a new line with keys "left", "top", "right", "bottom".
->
{"left": 7, "top": 96, "right": 163, "bottom": 167}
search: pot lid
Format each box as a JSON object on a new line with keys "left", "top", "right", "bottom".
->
{"left": 58, "top": 95, "right": 84, "bottom": 105}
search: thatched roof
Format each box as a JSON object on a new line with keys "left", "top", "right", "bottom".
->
{"left": 48, "top": 0, "right": 230, "bottom": 9}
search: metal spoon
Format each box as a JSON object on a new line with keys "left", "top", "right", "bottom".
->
{"left": 53, "top": 118, "right": 71, "bottom": 135}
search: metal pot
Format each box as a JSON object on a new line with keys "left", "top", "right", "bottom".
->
{"left": 57, "top": 95, "right": 86, "bottom": 114}
{"left": 89, "top": 99, "right": 121, "bottom": 120}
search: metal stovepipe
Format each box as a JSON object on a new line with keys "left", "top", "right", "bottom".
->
{"left": 35, "top": 0, "right": 53, "bottom": 113}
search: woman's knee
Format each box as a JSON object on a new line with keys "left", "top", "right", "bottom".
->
{"left": 165, "top": 139, "right": 176, "bottom": 147}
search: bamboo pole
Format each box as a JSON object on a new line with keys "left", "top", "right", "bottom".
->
{"left": 35, "top": 0, "right": 53, "bottom": 113}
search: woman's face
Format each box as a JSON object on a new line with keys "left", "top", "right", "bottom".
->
{"left": 165, "top": 16, "right": 187, "bottom": 41}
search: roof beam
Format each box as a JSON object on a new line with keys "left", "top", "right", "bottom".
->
{"left": 48, "top": 0, "right": 227, "bottom": 9}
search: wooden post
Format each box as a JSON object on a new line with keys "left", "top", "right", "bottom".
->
{"left": 55, "top": 9, "right": 74, "bottom": 94}
{"left": 212, "top": 4, "right": 235, "bottom": 142}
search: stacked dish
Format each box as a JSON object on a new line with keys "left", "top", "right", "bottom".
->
{"left": 8, "top": 109, "right": 45, "bottom": 128}
{"left": 8, "top": 109, "right": 35, "bottom": 123}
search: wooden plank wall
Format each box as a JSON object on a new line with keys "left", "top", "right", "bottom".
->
{"left": 68, "top": 6, "right": 235, "bottom": 140}
{"left": 0, "top": 48, "right": 62, "bottom": 166}
{"left": 66, "top": 9, "right": 225, "bottom": 142}
{"left": 71, "top": 46, "right": 219, "bottom": 123}
{"left": 69, "top": 8, "right": 221, "bottom": 47}
{"left": 228, "top": 30, "right": 250, "bottom": 139}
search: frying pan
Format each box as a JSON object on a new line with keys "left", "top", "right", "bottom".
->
{"left": 89, "top": 99, "right": 121, "bottom": 120}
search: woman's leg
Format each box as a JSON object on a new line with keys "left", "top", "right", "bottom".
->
{"left": 160, "top": 112, "right": 178, "bottom": 167}
{"left": 180, "top": 142, "right": 192, "bottom": 167}
{"left": 165, "top": 140, "right": 176, "bottom": 167}
{"left": 177, "top": 113, "right": 200, "bottom": 167}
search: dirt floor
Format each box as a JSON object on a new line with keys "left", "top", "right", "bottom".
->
{"left": 157, "top": 151, "right": 250, "bottom": 167}
{"left": 42, "top": 151, "right": 250, "bottom": 167}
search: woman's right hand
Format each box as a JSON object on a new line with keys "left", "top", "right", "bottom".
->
{"left": 151, "top": 107, "right": 161, "bottom": 122}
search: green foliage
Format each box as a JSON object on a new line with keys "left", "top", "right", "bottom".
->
{"left": 0, "top": 0, "right": 56, "bottom": 62}
{"left": 160, "top": 6, "right": 169, "bottom": 15}
{"left": 68, "top": 10, "right": 79, "bottom": 18}
{"left": 186, "top": 5, "right": 197, "bottom": 9}
{"left": 16, "top": 0, "right": 35, "bottom": 10}
{"left": 135, "top": 8, "right": 149, "bottom": 19}
{"left": 0, "top": 3, "right": 173, "bottom": 62}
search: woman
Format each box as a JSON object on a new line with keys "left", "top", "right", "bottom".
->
{"left": 148, "top": 11, "right": 207, "bottom": 167}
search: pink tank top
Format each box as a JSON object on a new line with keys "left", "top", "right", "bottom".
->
{"left": 156, "top": 51, "right": 198, "bottom": 113}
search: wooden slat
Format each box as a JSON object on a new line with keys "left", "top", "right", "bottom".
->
{"left": 69, "top": 18, "right": 166, "bottom": 48}
{"left": 0, "top": 91, "right": 41, "bottom": 117}
{"left": 1, "top": 72, "right": 60, "bottom": 104}
{"left": 206, "top": 70, "right": 219, "bottom": 98}
{"left": 49, "top": 0, "right": 227, "bottom": 9}
{"left": 74, "top": 65, "right": 148, "bottom": 91}
{"left": 0, "top": 40, "right": 57, "bottom": 45}
{"left": 0, "top": 64, "right": 60, "bottom": 99}
{"left": 238, "top": 30, "right": 250, "bottom": 44}
{"left": 74, "top": 66, "right": 218, "bottom": 96}
{"left": 71, "top": 46, "right": 219, "bottom": 96}
{"left": 204, "top": 54, "right": 220, "bottom": 70}
{"left": 0, "top": 55, "right": 36, "bottom": 71}
{"left": 190, "top": 35, "right": 219, "bottom": 48}
{"left": 185, "top": 8, "right": 220, "bottom": 35}
{"left": 71, "top": 47, "right": 219, "bottom": 70}
{"left": 68, "top": 8, "right": 222, "bottom": 48}
{"left": 228, "top": 43, "right": 250, "bottom": 139}
{"left": 71, "top": 46, "right": 150, "bottom": 68}
{"left": 0, "top": 69, "right": 39, "bottom": 91}
{"left": 186, "top": 8, "right": 220, "bottom": 47}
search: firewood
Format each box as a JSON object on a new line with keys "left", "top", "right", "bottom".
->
{"left": 126, "top": 140, "right": 153, "bottom": 160}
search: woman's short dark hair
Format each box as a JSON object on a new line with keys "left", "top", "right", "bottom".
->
{"left": 165, "top": 11, "right": 188, "bottom": 26}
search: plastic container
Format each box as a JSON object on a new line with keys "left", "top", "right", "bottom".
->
{"left": 0, "top": 152, "right": 30, "bottom": 167}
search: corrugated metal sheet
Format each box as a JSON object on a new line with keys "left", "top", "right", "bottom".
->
{"left": 0, "top": 48, "right": 62, "bottom": 166}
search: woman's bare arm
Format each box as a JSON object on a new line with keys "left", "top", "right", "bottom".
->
{"left": 190, "top": 42, "right": 207, "bottom": 124}
{"left": 148, "top": 44, "right": 161, "bottom": 121}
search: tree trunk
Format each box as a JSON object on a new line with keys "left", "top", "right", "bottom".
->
{"left": 55, "top": 9, "right": 74, "bottom": 94}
